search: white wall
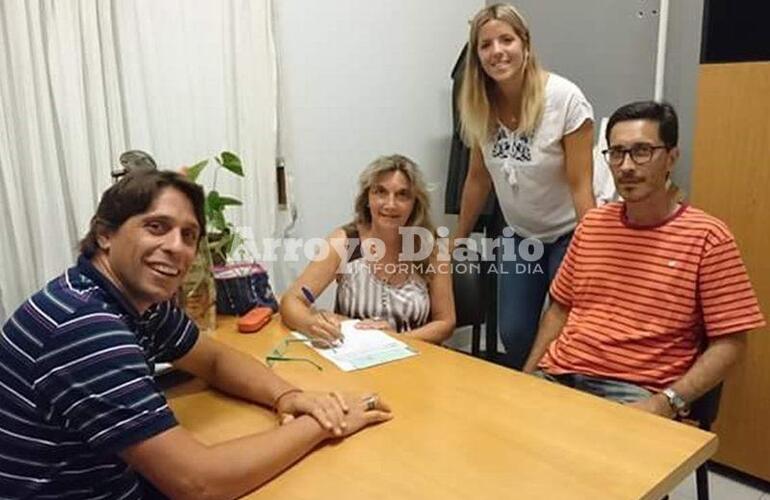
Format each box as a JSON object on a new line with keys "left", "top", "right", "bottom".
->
{"left": 663, "top": 0, "right": 704, "bottom": 193}
{"left": 274, "top": 0, "right": 481, "bottom": 293}
{"left": 496, "top": 0, "right": 703, "bottom": 193}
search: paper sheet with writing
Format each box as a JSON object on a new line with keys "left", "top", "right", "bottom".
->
{"left": 293, "top": 320, "right": 418, "bottom": 371}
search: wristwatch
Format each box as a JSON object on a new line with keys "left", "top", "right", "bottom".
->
{"left": 662, "top": 388, "right": 690, "bottom": 417}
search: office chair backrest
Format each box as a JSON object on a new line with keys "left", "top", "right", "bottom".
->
{"left": 688, "top": 383, "right": 723, "bottom": 430}
{"left": 452, "top": 248, "right": 485, "bottom": 329}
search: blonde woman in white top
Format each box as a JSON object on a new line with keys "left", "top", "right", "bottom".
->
{"left": 455, "top": 3, "right": 595, "bottom": 369}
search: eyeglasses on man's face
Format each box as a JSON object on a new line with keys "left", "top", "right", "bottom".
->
{"left": 601, "top": 144, "right": 669, "bottom": 168}
{"left": 266, "top": 337, "right": 332, "bottom": 370}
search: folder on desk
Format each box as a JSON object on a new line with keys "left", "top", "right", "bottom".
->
{"left": 293, "top": 320, "right": 418, "bottom": 371}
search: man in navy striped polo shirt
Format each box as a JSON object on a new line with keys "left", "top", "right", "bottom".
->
{"left": 0, "top": 170, "right": 391, "bottom": 498}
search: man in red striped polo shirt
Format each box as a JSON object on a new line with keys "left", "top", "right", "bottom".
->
{"left": 522, "top": 101, "right": 765, "bottom": 418}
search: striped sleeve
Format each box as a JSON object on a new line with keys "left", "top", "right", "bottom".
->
{"left": 699, "top": 233, "right": 765, "bottom": 337}
{"left": 145, "top": 301, "right": 199, "bottom": 362}
{"left": 549, "top": 224, "right": 582, "bottom": 306}
{"left": 34, "top": 316, "right": 178, "bottom": 454}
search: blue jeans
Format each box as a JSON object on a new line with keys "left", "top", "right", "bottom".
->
{"left": 497, "top": 230, "right": 573, "bottom": 370}
{"left": 533, "top": 370, "right": 652, "bottom": 404}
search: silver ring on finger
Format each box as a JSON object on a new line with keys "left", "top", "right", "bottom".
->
{"left": 364, "top": 394, "right": 378, "bottom": 412}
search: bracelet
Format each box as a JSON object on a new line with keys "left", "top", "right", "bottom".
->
{"left": 272, "top": 388, "right": 303, "bottom": 411}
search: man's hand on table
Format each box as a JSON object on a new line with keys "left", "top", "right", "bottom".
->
{"left": 276, "top": 391, "right": 349, "bottom": 436}
{"left": 278, "top": 391, "right": 392, "bottom": 438}
{"left": 625, "top": 393, "right": 676, "bottom": 419}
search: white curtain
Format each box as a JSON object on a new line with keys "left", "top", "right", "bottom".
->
{"left": 0, "top": 0, "right": 278, "bottom": 320}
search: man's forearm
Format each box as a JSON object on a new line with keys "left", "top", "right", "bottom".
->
{"left": 125, "top": 416, "right": 328, "bottom": 500}
{"left": 523, "top": 300, "right": 570, "bottom": 373}
{"left": 667, "top": 333, "right": 747, "bottom": 404}
{"left": 209, "top": 345, "right": 295, "bottom": 408}
{"left": 203, "top": 415, "right": 328, "bottom": 498}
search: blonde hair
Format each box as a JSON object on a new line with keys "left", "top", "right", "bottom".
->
{"left": 347, "top": 154, "right": 437, "bottom": 278}
{"left": 459, "top": 3, "right": 546, "bottom": 147}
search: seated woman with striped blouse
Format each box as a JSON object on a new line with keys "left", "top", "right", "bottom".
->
{"left": 280, "top": 154, "right": 455, "bottom": 345}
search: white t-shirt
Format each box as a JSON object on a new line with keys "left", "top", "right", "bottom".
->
{"left": 481, "top": 73, "right": 594, "bottom": 242}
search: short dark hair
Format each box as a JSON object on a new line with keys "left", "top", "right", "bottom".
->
{"left": 606, "top": 101, "right": 679, "bottom": 149}
{"left": 79, "top": 170, "right": 206, "bottom": 257}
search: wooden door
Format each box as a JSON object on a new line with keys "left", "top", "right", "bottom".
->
{"left": 691, "top": 61, "right": 770, "bottom": 481}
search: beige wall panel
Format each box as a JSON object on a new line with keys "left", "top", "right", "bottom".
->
{"left": 691, "top": 61, "right": 770, "bottom": 481}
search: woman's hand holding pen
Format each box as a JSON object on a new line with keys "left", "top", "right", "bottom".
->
{"left": 307, "top": 310, "right": 344, "bottom": 346}
{"left": 299, "top": 285, "right": 345, "bottom": 346}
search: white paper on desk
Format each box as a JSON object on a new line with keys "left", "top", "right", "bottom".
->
{"left": 292, "top": 320, "right": 418, "bottom": 371}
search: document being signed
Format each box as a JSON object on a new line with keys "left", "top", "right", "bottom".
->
{"left": 293, "top": 320, "right": 418, "bottom": 371}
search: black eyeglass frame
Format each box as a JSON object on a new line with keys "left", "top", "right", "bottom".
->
{"left": 601, "top": 144, "right": 670, "bottom": 167}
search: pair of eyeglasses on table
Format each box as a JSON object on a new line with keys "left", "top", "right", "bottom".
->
{"left": 265, "top": 337, "right": 336, "bottom": 371}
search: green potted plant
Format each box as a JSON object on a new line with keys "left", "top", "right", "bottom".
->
{"left": 178, "top": 151, "right": 245, "bottom": 332}
{"left": 183, "top": 151, "right": 278, "bottom": 317}
{"left": 184, "top": 151, "right": 245, "bottom": 265}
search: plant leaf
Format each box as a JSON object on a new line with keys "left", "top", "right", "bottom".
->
{"left": 217, "top": 196, "right": 242, "bottom": 207}
{"left": 219, "top": 151, "right": 244, "bottom": 177}
{"left": 208, "top": 230, "right": 235, "bottom": 264}
{"left": 207, "top": 190, "right": 221, "bottom": 203}
{"left": 210, "top": 211, "right": 227, "bottom": 232}
{"left": 205, "top": 190, "right": 221, "bottom": 216}
{"left": 229, "top": 232, "right": 247, "bottom": 261}
{"left": 186, "top": 160, "right": 208, "bottom": 182}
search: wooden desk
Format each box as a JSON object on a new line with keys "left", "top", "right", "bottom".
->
{"left": 167, "top": 318, "right": 717, "bottom": 499}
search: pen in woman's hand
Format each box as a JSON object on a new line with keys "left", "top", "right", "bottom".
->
{"left": 302, "top": 285, "right": 344, "bottom": 344}
{"left": 301, "top": 285, "right": 316, "bottom": 306}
